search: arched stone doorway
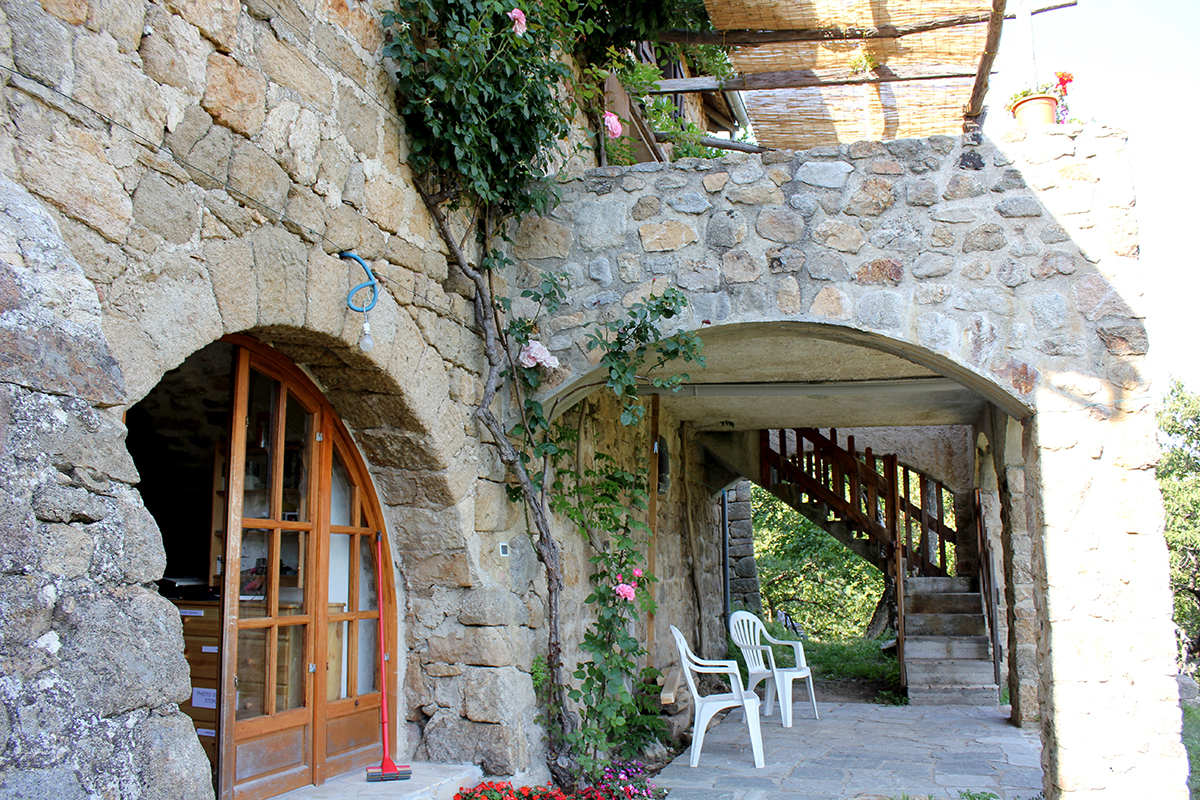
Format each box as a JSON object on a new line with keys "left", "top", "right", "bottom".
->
{"left": 555, "top": 321, "right": 1034, "bottom": 716}
{"left": 126, "top": 334, "right": 398, "bottom": 800}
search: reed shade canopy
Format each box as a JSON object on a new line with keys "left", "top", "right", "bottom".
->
{"left": 699, "top": 0, "right": 993, "bottom": 150}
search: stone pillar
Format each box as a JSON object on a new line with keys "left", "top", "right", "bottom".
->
{"left": 1031, "top": 397, "right": 1187, "bottom": 798}
{"left": 1001, "top": 417, "right": 1038, "bottom": 726}
{"left": 726, "top": 480, "right": 762, "bottom": 613}
{"left": 975, "top": 428, "right": 1010, "bottom": 694}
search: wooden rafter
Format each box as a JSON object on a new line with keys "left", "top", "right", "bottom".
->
{"left": 649, "top": 64, "right": 977, "bottom": 95}
{"left": 657, "top": 0, "right": 1074, "bottom": 47}
{"left": 653, "top": 131, "right": 767, "bottom": 153}
{"left": 965, "top": 0, "right": 1008, "bottom": 117}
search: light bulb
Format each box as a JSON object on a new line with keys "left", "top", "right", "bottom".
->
{"left": 359, "top": 320, "right": 374, "bottom": 352}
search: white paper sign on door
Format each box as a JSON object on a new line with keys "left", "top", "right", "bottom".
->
{"left": 192, "top": 687, "right": 218, "bottom": 709}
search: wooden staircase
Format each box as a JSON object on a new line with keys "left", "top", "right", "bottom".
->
{"left": 759, "top": 428, "right": 1001, "bottom": 705}
{"left": 904, "top": 576, "right": 999, "bottom": 704}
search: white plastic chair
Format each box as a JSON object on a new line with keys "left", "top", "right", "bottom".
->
{"left": 669, "top": 625, "right": 764, "bottom": 769}
{"left": 729, "top": 610, "right": 819, "bottom": 728}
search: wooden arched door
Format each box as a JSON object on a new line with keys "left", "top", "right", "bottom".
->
{"left": 217, "top": 335, "right": 396, "bottom": 800}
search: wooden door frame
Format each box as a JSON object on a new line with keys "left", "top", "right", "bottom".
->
{"left": 217, "top": 334, "right": 398, "bottom": 799}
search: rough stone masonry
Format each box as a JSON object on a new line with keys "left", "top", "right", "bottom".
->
{"left": 0, "top": 0, "right": 1188, "bottom": 791}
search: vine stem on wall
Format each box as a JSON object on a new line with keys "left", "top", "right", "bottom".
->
{"left": 417, "top": 186, "right": 573, "bottom": 758}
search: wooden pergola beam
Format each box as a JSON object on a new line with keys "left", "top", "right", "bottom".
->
{"left": 965, "top": 0, "right": 1008, "bottom": 117}
{"left": 648, "top": 65, "right": 978, "bottom": 95}
{"left": 657, "top": 0, "right": 1073, "bottom": 47}
{"left": 653, "top": 131, "right": 767, "bottom": 154}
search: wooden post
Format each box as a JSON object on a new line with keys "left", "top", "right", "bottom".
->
{"left": 937, "top": 483, "right": 947, "bottom": 573}
{"left": 759, "top": 429, "right": 772, "bottom": 488}
{"left": 903, "top": 466, "right": 913, "bottom": 558}
{"left": 919, "top": 476, "right": 932, "bottom": 574}
{"left": 884, "top": 455, "right": 899, "bottom": 547}
{"left": 647, "top": 394, "right": 660, "bottom": 667}
{"left": 894, "top": 539, "right": 907, "bottom": 689}
{"left": 864, "top": 448, "right": 877, "bottom": 527}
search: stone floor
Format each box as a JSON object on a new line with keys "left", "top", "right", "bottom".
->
{"left": 653, "top": 703, "right": 1044, "bottom": 800}
{"left": 269, "top": 703, "right": 1042, "bottom": 800}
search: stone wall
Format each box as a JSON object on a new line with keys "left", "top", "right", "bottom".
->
{"left": 0, "top": 0, "right": 540, "bottom": 786}
{"left": 0, "top": 179, "right": 213, "bottom": 798}
{"left": 521, "top": 129, "right": 1144, "bottom": 418}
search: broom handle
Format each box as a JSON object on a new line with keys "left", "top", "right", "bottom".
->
{"left": 375, "top": 532, "right": 391, "bottom": 763}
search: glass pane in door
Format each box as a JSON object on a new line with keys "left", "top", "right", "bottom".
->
{"left": 276, "top": 624, "right": 306, "bottom": 713}
{"left": 356, "top": 619, "right": 378, "bottom": 694}
{"left": 279, "top": 530, "right": 306, "bottom": 614}
{"left": 236, "top": 627, "right": 269, "bottom": 720}
{"left": 357, "top": 535, "right": 378, "bottom": 613}
{"left": 327, "top": 620, "right": 348, "bottom": 701}
{"left": 281, "top": 393, "right": 312, "bottom": 523}
{"left": 243, "top": 370, "right": 275, "bottom": 520}
{"left": 330, "top": 452, "right": 352, "bottom": 527}
{"left": 239, "top": 528, "right": 271, "bottom": 618}
{"left": 328, "top": 534, "right": 351, "bottom": 610}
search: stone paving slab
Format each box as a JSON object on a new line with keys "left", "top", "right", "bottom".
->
{"left": 654, "top": 703, "right": 1043, "bottom": 800}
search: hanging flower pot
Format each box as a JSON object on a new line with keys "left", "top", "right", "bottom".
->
{"left": 1011, "top": 94, "right": 1059, "bottom": 128}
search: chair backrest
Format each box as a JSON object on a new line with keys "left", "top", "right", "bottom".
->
{"left": 729, "top": 610, "right": 769, "bottom": 673}
{"left": 670, "top": 625, "right": 702, "bottom": 699}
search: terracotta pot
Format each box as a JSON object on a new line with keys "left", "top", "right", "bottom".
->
{"left": 1011, "top": 94, "right": 1058, "bottom": 128}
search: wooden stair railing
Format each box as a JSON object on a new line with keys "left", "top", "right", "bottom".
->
{"left": 760, "top": 428, "right": 958, "bottom": 579}
{"left": 759, "top": 428, "right": 1002, "bottom": 694}
{"left": 759, "top": 428, "right": 894, "bottom": 546}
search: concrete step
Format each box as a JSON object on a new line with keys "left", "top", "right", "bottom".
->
{"left": 906, "top": 576, "right": 977, "bottom": 594}
{"left": 905, "top": 592, "right": 981, "bottom": 615}
{"left": 905, "top": 658, "right": 996, "bottom": 685}
{"left": 275, "top": 762, "right": 483, "bottom": 800}
{"left": 905, "top": 613, "right": 987, "bottom": 637}
{"left": 905, "top": 635, "right": 990, "bottom": 659}
{"left": 907, "top": 684, "right": 999, "bottom": 706}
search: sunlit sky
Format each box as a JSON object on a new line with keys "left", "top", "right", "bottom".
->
{"left": 986, "top": 0, "right": 1200, "bottom": 394}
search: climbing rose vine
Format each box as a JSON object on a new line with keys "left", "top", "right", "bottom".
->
{"left": 603, "top": 110, "right": 623, "bottom": 139}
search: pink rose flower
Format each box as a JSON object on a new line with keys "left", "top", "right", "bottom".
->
{"left": 517, "top": 341, "right": 559, "bottom": 369}
{"left": 632, "top": 568, "right": 643, "bottom": 578}
{"left": 507, "top": 8, "right": 526, "bottom": 35}
{"left": 614, "top": 583, "right": 636, "bottom": 601}
{"left": 603, "top": 111, "right": 622, "bottom": 140}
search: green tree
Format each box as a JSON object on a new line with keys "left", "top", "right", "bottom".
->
{"left": 751, "top": 486, "right": 885, "bottom": 640}
{"left": 1158, "top": 380, "right": 1200, "bottom": 662}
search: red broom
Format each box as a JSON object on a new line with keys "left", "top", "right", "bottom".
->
{"left": 366, "top": 532, "right": 409, "bottom": 782}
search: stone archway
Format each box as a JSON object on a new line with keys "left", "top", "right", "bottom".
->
{"left": 515, "top": 123, "right": 1183, "bottom": 797}
{"left": 0, "top": 174, "right": 502, "bottom": 796}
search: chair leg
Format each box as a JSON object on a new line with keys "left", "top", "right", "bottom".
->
{"left": 690, "top": 704, "right": 722, "bottom": 767}
{"left": 777, "top": 673, "right": 793, "bottom": 728}
{"left": 762, "top": 678, "right": 776, "bottom": 717}
{"left": 744, "top": 700, "right": 765, "bottom": 769}
{"left": 806, "top": 674, "right": 819, "bottom": 720}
